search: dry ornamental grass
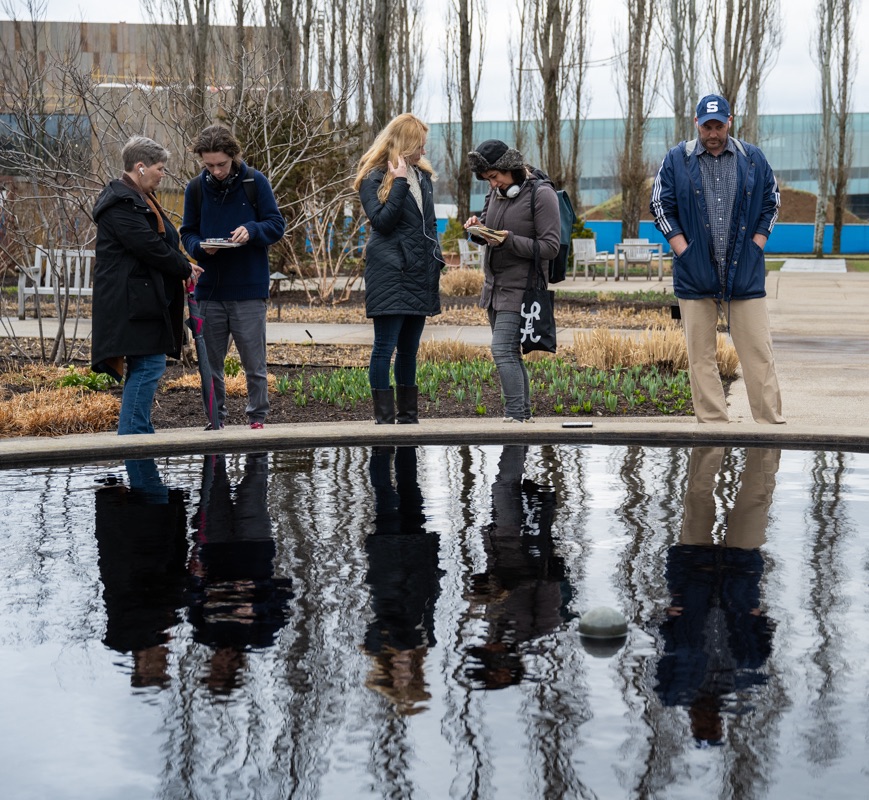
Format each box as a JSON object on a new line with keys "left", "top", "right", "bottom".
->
{"left": 0, "top": 386, "right": 119, "bottom": 437}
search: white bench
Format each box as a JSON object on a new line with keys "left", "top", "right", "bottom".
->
{"left": 18, "top": 247, "right": 95, "bottom": 319}
{"left": 457, "top": 239, "right": 482, "bottom": 268}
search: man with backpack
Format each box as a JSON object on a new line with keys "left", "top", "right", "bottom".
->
{"left": 650, "top": 94, "right": 785, "bottom": 425}
{"left": 181, "top": 125, "right": 285, "bottom": 430}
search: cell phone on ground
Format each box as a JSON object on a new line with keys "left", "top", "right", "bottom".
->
{"left": 562, "top": 421, "right": 593, "bottom": 428}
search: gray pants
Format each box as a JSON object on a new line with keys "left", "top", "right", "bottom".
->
{"left": 200, "top": 298, "right": 269, "bottom": 424}
{"left": 488, "top": 308, "right": 531, "bottom": 421}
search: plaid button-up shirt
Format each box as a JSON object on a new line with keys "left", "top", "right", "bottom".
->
{"left": 697, "top": 136, "right": 738, "bottom": 289}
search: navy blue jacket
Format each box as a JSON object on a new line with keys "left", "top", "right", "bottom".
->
{"left": 181, "top": 161, "right": 285, "bottom": 301}
{"left": 650, "top": 138, "right": 780, "bottom": 301}
{"left": 359, "top": 168, "right": 444, "bottom": 318}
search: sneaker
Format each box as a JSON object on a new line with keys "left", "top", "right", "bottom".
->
{"left": 204, "top": 422, "right": 224, "bottom": 430}
{"left": 502, "top": 417, "right": 524, "bottom": 423}
{"left": 249, "top": 421, "right": 265, "bottom": 429}
{"left": 524, "top": 417, "right": 535, "bottom": 423}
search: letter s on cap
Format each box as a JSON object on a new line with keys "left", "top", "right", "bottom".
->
{"left": 707, "top": 101, "right": 719, "bottom": 113}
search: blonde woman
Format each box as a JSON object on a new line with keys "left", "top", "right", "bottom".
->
{"left": 354, "top": 113, "right": 444, "bottom": 424}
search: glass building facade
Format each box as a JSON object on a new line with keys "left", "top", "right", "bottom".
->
{"left": 427, "top": 113, "right": 869, "bottom": 218}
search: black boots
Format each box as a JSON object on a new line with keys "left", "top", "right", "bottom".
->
{"left": 372, "top": 386, "right": 418, "bottom": 424}
{"left": 372, "top": 388, "right": 395, "bottom": 424}
{"left": 395, "top": 385, "right": 419, "bottom": 424}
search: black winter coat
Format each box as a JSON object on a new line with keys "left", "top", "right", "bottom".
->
{"left": 359, "top": 168, "right": 444, "bottom": 318}
{"left": 91, "top": 180, "right": 192, "bottom": 372}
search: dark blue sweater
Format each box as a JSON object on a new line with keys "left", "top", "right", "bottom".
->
{"left": 181, "top": 162, "right": 285, "bottom": 301}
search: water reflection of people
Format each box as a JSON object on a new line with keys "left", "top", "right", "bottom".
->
{"left": 465, "top": 445, "right": 571, "bottom": 689}
{"left": 655, "top": 447, "right": 780, "bottom": 745}
{"left": 95, "top": 459, "right": 188, "bottom": 688}
{"left": 364, "top": 446, "right": 442, "bottom": 715}
{"left": 188, "top": 453, "right": 293, "bottom": 694}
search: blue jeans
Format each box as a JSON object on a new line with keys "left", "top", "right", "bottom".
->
{"left": 124, "top": 459, "right": 169, "bottom": 503}
{"left": 488, "top": 309, "right": 530, "bottom": 421}
{"left": 118, "top": 353, "right": 166, "bottom": 435}
{"left": 200, "top": 299, "right": 269, "bottom": 424}
{"left": 369, "top": 315, "right": 427, "bottom": 390}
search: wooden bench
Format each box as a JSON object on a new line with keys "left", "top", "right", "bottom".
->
{"left": 18, "top": 247, "right": 95, "bottom": 319}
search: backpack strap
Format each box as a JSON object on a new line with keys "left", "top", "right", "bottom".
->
{"left": 528, "top": 178, "right": 545, "bottom": 281}
{"left": 190, "top": 174, "right": 203, "bottom": 208}
{"left": 241, "top": 172, "right": 259, "bottom": 218}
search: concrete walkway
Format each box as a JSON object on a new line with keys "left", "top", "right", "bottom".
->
{"left": 1, "top": 271, "right": 867, "bottom": 466}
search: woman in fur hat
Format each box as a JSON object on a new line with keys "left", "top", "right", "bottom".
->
{"left": 464, "top": 140, "right": 560, "bottom": 422}
{"left": 354, "top": 113, "right": 445, "bottom": 424}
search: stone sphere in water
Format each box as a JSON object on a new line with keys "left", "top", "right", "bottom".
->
{"left": 578, "top": 607, "right": 628, "bottom": 639}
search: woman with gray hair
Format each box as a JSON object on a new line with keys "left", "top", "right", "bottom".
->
{"left": 464, "top": 140, "right": 560, "bottom": 422}
{"left": 92, "top": 135, "right": 203, "bottom": 435}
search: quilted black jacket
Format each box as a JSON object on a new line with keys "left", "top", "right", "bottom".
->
{"left": 359, "top": 168, "right": 443, "bottom": 318}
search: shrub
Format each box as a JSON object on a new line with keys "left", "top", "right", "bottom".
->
{"left": 439, "top": 217, "right": 467, "bottom": 254}
{"left": 571, "top": 217, "right": 596, "bottom": 240}
{"left": 440, "top": 268, "right": 484, "bottom": 297}
{"left": 418, "top": 338, "right": 489, "bottom": 363}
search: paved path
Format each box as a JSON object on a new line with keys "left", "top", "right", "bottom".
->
{"left": 2, "top": 271, "right": 867, "bottom": 464}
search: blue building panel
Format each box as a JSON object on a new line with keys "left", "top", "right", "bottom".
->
{"left": 427, "top": 113, "right": 869, "bottom": 222}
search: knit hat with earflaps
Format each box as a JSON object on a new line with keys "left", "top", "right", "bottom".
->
{"left": 468, "top": 140, "right": 526, "bottom": 176}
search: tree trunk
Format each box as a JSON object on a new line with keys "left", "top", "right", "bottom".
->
{"left": 831, "top": 0, "right": 854, "bottom": 254}
{"left": 812, "top": 0, "right": 835, "bottom": 256}
{"left": 620, "top": 0, "right": 656, "bottom": 241}
{"left": 372, "top": 0, "right": 390, "bottom": 130}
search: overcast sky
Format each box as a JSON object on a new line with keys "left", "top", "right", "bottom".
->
{"left": 5, "top": 0, "right": 868, "bottom": 122}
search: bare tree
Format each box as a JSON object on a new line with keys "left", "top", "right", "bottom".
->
{"left": 709, "top": 0, "right": 780, "bottom": 140}
{"left": 0, "top": 8, "right": 101, "bottom": 362}
{"left": 508, "top": 0, "right": 531, "bottom": 155}
{"left": 529, "top": 0, "right": 572, "bottom": 188}
{"left": 658, "top": 0, "right": 704, "bottom": 142}
{"left": 1, "top": 6, "right": 370, "bottom": 340}
{"left": 511, "top": 0, "right": 589, "bottom": 201}
{"left": 443, "top": 0, "right": 486, "bottom": 222}
{"left": 740, "top": 0, "right": 781, "bottom": 144}
{"left": 616, "top": 0, "right": 660, "bottom": 240}
{"left": 811, "top": 0, "right": 835, "bottom": 255}
{"left": 371, "top": 0, "right": 391, "bottom": 129}
{"left": 142, "top": 0, "right": 215, "bottom": 133}
{"left": 831, "top": 0, "right": 857, "bottom": 252}
{"left": 563, "top": 0, "right": 590, "bottom": 204}
{"left": 369, "top": 0, "right": 425, "bottom": 131}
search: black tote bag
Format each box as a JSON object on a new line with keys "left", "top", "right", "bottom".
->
{"left": 519, "top": 242, "right": 557, "bottom": 354}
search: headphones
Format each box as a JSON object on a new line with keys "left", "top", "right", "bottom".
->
{"left": 138, "top": 167, "right": 145, "bottom": 175}
{"left": 500, "top": 182, "right": 522, "bottom": 199}
{"left": 205, "top": 169, "right": 238, "bottom": 190}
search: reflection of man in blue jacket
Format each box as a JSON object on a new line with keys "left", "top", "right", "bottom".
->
{"left": 650, "top": 94, "right": 785, "bottom": 425}
{"left": 655, "top": 447, "right": 779, "bottom": 746}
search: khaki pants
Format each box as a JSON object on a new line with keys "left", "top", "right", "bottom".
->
{"left": 680, "top": 446, "right": 781, "bottom": 548}
{"left": 679, "top": 297, "right": 785, "bottom": 424}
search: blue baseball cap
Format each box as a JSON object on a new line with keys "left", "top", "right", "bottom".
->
{"left": 696, "top": 94, "right": 731, "bottom": 124}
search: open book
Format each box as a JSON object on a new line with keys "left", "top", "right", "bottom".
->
{"left": 466, "top": 224, "right": 508, "bottom": 245}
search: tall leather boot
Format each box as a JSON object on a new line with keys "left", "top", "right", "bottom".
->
{"left": 372, "top": 388, "right": 395, "bottom": 424}
{"left": 395, "top": 384, "right": 419, "bottom": 424}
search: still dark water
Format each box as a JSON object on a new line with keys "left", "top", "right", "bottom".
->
{"left": 1, "top": 445, "right": 868, "bottom": 800}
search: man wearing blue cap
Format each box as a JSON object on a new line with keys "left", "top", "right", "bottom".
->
{"left": 650, "top": 94, "right": 785, "bottom": 424}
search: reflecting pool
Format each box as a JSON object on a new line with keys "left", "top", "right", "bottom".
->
{"left": 1, "top": 445, "right": 868, "bottom": 799}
